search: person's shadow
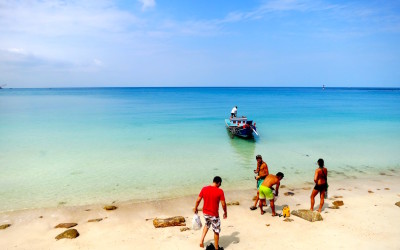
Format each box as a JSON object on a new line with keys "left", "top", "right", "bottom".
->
{"left": 204, "top": 231, "right": 240, "bottom": 249}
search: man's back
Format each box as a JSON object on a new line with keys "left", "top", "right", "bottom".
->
{"left": 262, "top": 174, "right": 279, "bottom": 188}
{"left": 200, "top": 186, "right": 225, "bottom": 217}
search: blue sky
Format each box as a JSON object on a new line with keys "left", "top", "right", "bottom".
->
{"left": 0, "top": 0, "right": 399, "bottom": 87}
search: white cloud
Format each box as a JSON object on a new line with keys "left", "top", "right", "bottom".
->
{"left": 93, "top": 59, "right": 103, "bottom": 66}
{"left": 138, "top": 0, "right": 156, "bottom": 11}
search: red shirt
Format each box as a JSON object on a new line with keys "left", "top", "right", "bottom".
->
{"left": 199, "top": 185, "right": 225, "bottom": 217}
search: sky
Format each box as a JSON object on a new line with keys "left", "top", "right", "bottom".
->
{"left": 0, "top": 0, "right": 399, "bottom": 87}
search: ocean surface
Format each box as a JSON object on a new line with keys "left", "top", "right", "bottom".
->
{"left": 1, "top": 87, "right": 399, "bottom": 211}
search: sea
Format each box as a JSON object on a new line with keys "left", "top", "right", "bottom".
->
{"left": 0, "top": 87, "right": 399, "bottom": 211}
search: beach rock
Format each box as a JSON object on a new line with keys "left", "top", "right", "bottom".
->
{"left": 337, "top": 188, "right": 345, "bottom": 190}
{"left": 292, "top": 210, "right": 323, "bottom": 222}
{"left": 180, "top": 227, "right": 190, "bottom": 232}
{"left": 266, "top": 224, "right": 270, "bottom": 227}
{"left": 227, "top": 201, "right": 240, "bottom": 206}
{"left": 0, "top": 224, "right": 11, "bottom": 230}
{"left": 284, "top": 192, "right": 295, "bottom": 196}
{"left": 104, "top": 205, "right": 117, "bottom": 211}
{"left": 333, "top": 196, "right": 343, "bottom": 199}
{"left": 296, "top": 204, "right": 301, "bottom": 206}
{"left": 284, "top": 218, "right": 294, "bottom": 222}
{"left": 88, "top": 218, "right": 103, "bottom": 223}
{"left": 280, "top": 185, "right": 286, "bottom": 188}
{"left": 329, "top": 206, "right": 340, "bottom": 209}
{"left": 368, "top": 190, "right": 374, "bottom": 193}
{"left": 332, "top": 201, "right": 344, "bottom": 206}
{"left": 55, "top": 229, "right": 79, "bottom": 240}
{"left": 153, "top": 216, "right": 186, "bottom": 228}
{"left": 39, "top": 216, "right": 43, "bottom": 218}
{"left": 395, "top": 202, "right": 400, "bottom": 207}
{"left": 55, "top": 223, "right": 77, "bottom": 229}
{"left": 385, "top": 188, "right": 390, "bottom": 190}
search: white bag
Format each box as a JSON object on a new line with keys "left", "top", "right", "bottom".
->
{"left": 192, "top": 214, "right": 202, "bottom": 230}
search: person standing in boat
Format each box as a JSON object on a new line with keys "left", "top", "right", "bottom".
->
{"left": 231, "top": 106, "right": 237, "bottom": 118}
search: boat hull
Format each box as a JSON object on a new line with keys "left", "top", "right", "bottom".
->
{"left": 225, "top": 119, "right": 256, "bottom": 138}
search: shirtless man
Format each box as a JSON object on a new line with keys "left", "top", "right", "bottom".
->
{"left": 310, "top": 158, "right": 328, "bottom": 212}
{"left": 250, "top": 155, "right": 269, "bottom": 210}
{"left": 258, "top": 172, "right": 284, "bottom": 216}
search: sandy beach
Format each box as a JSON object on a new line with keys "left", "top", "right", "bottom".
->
{"left": 1, "top": 171, "right": 400, "bottom": 250}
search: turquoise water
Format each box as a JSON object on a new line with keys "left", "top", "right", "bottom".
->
{"left": 0, "top": 87, "right": 399, "bottom": 211}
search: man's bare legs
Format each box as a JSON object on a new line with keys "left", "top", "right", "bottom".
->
{"left": 318, "top": 190, "right": 325, "bottom": 212}
{"left": 310, "top": 189, "right": 319, "bottom": 211}
{"left": 214, "top": 232, "right": 219, "bottom": 250}
{"left": 259, "top": 198, "right": 266, "bottom": 215}
{"left": 269, "top": 199, "right": 276, "bottom": 216}
{"left": 199, "top": 225, "right": 209, "bottom": 248}
{"left": 253, "top": 190, "right": 259, "bottom": 207}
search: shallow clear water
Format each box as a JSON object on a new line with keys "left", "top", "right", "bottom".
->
{"left": 0, "top": 87, "right": 399, "bottom": 211}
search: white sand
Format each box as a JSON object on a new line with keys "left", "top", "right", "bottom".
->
{"left": 1, "top": 173, "right": 400, "bottom": 250}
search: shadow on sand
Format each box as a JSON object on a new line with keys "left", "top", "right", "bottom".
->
{"left": 204, "top": 231, "right": 240, "bottom": 249}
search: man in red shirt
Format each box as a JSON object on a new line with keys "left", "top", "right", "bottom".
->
{"left": 194, "top": 176, "right": 227, "bottom": 250}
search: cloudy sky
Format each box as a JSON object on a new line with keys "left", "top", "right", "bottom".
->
{"left": 0, "top": 0, "right": 399, "bottom": 87}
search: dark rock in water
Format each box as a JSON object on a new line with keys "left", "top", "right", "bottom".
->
{"left": 0, "top": 224, "right": 11, "bottom": 230}
{"left": 329, "top": 206, "right": 340, "bottom": 209}
{"left": 104, "top": 205, "right": 118, "bottom": 211}
{"left": 284, "top": 218, "right": 294, "bottom": 222}
{"left": 55, "top": 229, "right": 79, "bottom": 240}
{"left": 332, "top": 201, "right": 344, "bottom": 206}
{"left": 55, "top": 223, "right": 77, "bottom": 229}
{"left": 153, "top": 216, "right": 186, "bottom": 228}
{"left": 284, "top": 192, "right": 295, "bottom": 196}
{"left": 292, "top": 210, "right": 323, "bottom": 222}
{"left": 88, "top": 218, "right": 103, "bottom": 222}
{"left": 180, "top": 227, "right": 190, "bottom": 232}
{"left": 227, "top": 201, "right": 240, "bottom": 206}
{"left": 395, "top": 201, "right": 400, "bottom": 207}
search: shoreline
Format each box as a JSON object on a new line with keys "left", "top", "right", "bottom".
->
{"left": 1, "top": 172, "right": 400, "bottom": 249}
{"left": 1, "top": 166, "right": 398, "bottom": 213}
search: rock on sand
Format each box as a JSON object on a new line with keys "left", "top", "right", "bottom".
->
{"left": 332, "top": 201, "right": 344, "bottom": 206}
{"left": 104, "top": 205, "right": 118, "bottom": 211}
{"left": 55, "top": 229, "right": 80, "bottom": 240}
{"left": 292, "top": 210, "right": 323, "bottom": 222}
{"left": 55, "top": 223, "right": 78, "bottom": 228}
{"left": 0, "top": 224, "right": 11, "bottom": 230}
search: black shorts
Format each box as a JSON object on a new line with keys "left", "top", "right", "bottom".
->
{"left": 314, "top": 183, "right": 327, "bottom": 192}
{"left": 231, "top": 113, "right": 237, "bottom": 117}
